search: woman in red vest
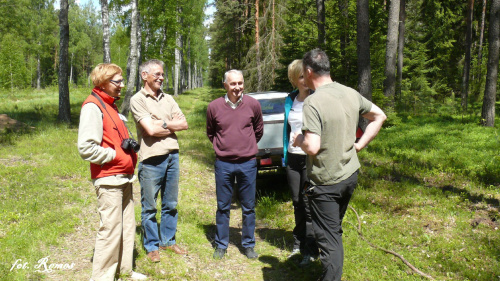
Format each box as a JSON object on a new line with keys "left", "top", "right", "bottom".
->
{"left": 77, "top": 63, "right": 146, "bottom": 281}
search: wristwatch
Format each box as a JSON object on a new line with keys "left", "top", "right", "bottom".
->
{"left": 162, "top": 120, "right": 168, "bottom": 129}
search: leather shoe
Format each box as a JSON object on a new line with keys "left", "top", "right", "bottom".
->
{"left": 146, "top": 250, "right": 160, "bottom": 263}
{"left": 244, "top": 247, "right": 258, "bottom": 259}
{"left": 213, "top": 248, "right": 226, "bottom": 260}
{"left": 160, "top": 244, "right": 188, "bottom": 255}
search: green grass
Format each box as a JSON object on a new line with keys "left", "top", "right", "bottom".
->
{"left": 0, "top": 87, "right": 499, "bottom": 280}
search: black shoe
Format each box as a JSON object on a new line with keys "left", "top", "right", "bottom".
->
{"left": 213, "top": 248, "right": 226, "bottom": 260}
{"left": 244, "top": 247, "right": 258, "bottom": 259}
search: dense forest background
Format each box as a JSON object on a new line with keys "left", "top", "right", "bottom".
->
{"left": 0, "top": 0, "right": 498, "bottom": 126}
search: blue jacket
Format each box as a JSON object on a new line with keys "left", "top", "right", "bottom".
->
{"left": 282, "top": 89, "right": 299, "bottom": 166}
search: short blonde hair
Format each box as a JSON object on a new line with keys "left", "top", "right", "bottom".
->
{"left": 90, "top": 63, "right": 122, "bottom": 87}
{"left": 287, "top": 59, "right": 303, "bottom": 88}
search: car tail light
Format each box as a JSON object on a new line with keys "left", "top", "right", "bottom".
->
{"left": 260, "top": 158, "right": 272, "bottom": 166}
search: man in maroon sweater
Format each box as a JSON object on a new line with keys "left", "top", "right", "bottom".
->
{"left": 206, "top": 69, "right": 264, "bottom": 260}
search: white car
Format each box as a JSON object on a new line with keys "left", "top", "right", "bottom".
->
{"left": 248, "top": 91, "right": 289, "bottom": 170}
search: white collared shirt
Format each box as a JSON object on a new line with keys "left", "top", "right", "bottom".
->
{"left": 225, "top": 94, "right": 243, "bottom": 109}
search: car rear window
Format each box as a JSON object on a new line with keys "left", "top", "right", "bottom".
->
{"left": 258, "top": 98, "right": 286, "bottom": 115}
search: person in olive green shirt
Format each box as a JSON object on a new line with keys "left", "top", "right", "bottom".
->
{"left": 293, "top": 49, "right": 386, "bottom": 281}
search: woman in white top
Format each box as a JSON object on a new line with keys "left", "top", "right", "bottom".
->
{"left": 282, "top": 59, "right": 318, "bottom": 265}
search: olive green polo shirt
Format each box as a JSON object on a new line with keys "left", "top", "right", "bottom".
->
{"left": 302, "top": 82, "right": 372, "bottom": 186}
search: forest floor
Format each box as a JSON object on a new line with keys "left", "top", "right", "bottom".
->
{"left": 1, "top": 87, "right": 499, "bottom": 281}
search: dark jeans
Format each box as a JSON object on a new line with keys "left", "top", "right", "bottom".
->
{"left": 308, "top": 170, "right": 359, "bottom": 281}
{"left": 214, "top": 159, "right": 257, "bottom": 249}
{"left": 286, "top": 153, "right": 318, "bottom": 255}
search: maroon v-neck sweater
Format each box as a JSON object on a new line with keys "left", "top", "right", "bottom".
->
{"left": 206, "top": 95, "right": 264, "bottom": 162}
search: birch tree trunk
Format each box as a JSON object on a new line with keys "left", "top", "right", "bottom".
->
{"left": 193, "top": 62, "right": 197, "bottom": 88}
{"left": 174, "top": 32, "right": 181, "bottom": 97}
{"left": 70, "top": 53, "right": 73, "bottom": 85}
{"left": 159, "top": 26, "right": 169, "bottom": 91}
{"left": 135, "top": 14, "right": 143, "bottom": 94}
{"left": 188, "top": 38, "right": 192, "bottom": 90}
{"left": 100, "top": 0, "right": 111, "bottom": 63}
{"left": 36, "top": 53, "right": 41, "bottom": 89}
{"left": 396, "top": 0, "right": 406, "bottom": 100}
{"left": 383, "top": 0, "right": 400, "bottom": 103}
{"left": 481, "top": 0, "right": 499, "bottom": 127}
{"left": 120, "top": 0, "right": 139, "bottom": 116}
{"left": 461, "top": 0, "right": 474, "bottom": 110}
{"left": 58, "top": 0, "right": 70, "bottom": 123}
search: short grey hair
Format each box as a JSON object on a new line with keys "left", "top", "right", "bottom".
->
{"left": 223, "top": 69, "right": 244, "bottom": 83}
{"left": 139, "top": 59, "right": 164, "bottom": 75}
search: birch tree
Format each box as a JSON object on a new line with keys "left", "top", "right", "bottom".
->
{"left": 120, "top": 0, "right": 139, "bottom": 116}
{"left": 100, "top": 0, "right": 111, "bottom": 63}
{"left": 396, "top": 0, "right": 406, "bottom": 99}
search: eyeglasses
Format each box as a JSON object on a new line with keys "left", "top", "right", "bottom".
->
{"left": 147, "top": 72, "right": 165, "bottom": 79}
{"left": 110, "top": 79, "right": 125, "bottom": 85}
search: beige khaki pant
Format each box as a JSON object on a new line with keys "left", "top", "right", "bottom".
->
{"left": 92, "top": 182, "right": 136, "bottom": 281}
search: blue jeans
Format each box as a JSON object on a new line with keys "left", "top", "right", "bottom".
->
{"left": 214, "top": 159, "right": 257, "bottom": 249}
{"left": 138, "top": 152, "right": 179, "bottom": 253}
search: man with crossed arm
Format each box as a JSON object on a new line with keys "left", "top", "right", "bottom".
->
{"left": 130, "top": 59, "right": 189, "bottom": 263}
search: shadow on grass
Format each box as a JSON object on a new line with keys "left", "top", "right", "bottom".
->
{"left": 0, "top": 99, "right": 85, "bottom": 145}
{"left": 361, "top": 160, "right": 500, "bottom": 212}
{"left": 440, "top": 185, "right": 500, "bottom": 212}
{"left": 201, "top": 222, "right": 294, "bottom": 251}
{"left": 255, "top": 227, "right": 293, "bottom": 251}
{"left": 259, "top": 254, "right": 323, "bottom": 281}
{"left": 3, "top": 99, "right": 84, "bottom": 127}
{"left": 360, "top": 159, "right": 500, "bottom": 213}
{"left": 202, "top": 223, "right": 262, "bottom": 250}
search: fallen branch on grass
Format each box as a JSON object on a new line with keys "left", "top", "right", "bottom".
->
{"left": 347, "top": 205, "right": 435, "bottom": 280}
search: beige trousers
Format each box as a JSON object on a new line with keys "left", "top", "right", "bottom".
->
{"left": 91, "top": 182, "right": 136, "bottom": 281}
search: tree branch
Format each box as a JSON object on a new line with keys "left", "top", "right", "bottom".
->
{"left": 347, "top": 206, "right": 435, "bottom": 280}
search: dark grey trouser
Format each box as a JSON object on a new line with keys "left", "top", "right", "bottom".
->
{"left": 286, "top": 153, "right": 318, "bottom": 255}
{"left": 309, "top": 170, "right": 359, "bottom": 281}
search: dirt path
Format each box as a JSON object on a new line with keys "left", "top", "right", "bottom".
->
{"left": 45, "top": 173, "right": 288, "bottom": 281}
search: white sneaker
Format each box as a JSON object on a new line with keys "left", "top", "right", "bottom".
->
{"left": 287, "top": 248, "right": 300, "bottom": 259}
{"left": 299, "top": 254, "right": 314, "bottom": 267}
{"left": 130, "top": 271, "right": 148, "bottom": 280}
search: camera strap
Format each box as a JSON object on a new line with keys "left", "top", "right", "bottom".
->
{"left": 90, "top": 92, "right": 137, "bottom": 141}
